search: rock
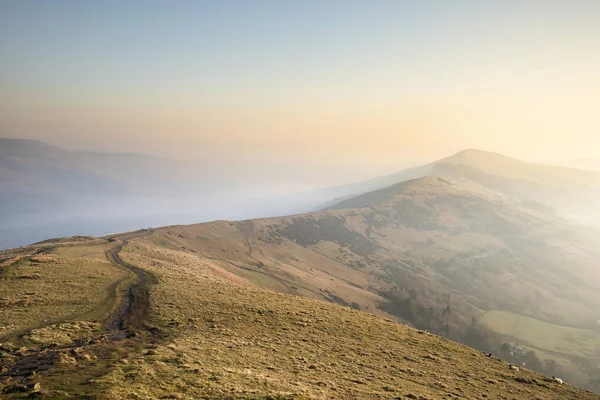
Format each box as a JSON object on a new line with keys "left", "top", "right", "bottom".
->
{"left": 81, "top": 353, "right": 96, "bottom": 361}
{"left": 30, "top": 382, "right": 42, "bottom": 392}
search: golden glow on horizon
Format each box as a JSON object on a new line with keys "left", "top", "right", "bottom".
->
{"left": 4, "top": 78, "right": 600, "bottom": 166}
{"left": 2, "top": 2, "right": 600, "bottom": 166}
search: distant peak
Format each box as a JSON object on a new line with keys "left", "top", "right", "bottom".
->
{"left": 447, "top": 148, "right": 511, "bottom": 160}
{"left": 438, "top": 149, "right": 526, "bottom": 169}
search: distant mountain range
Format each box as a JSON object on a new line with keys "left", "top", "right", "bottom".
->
{"left": 320, "top": 149, "right": 600, "bottom": 224}
{"left": 0, "top": 137, "right": 199, "bottom": 197}
{"left": 2, "top": 138, "right": 600, "bottom": 249}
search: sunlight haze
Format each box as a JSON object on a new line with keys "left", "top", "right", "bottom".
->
{"left": 2, "top": 1, "right": 599, "bottom": 169}
{"left": 2, "top": 2, "right": 600, "bottom": 397}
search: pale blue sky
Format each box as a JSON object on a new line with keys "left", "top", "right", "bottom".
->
{"left": 2, "top": 1, "right": 600, "bottom": 172}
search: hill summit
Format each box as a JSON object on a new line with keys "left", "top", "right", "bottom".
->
{"left": 321, "top": 148, "right": 600, "bottom": 224}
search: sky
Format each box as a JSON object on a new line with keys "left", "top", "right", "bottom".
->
{"left": 2, "top": 0, "right": 600, "bottom": 181}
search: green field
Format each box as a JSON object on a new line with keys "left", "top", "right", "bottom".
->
{"left": 480, "top": 310, "right": 600, "bottom": 360}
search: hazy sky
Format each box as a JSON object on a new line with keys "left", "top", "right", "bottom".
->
{"left": 2, "top": 1, "right": 600, "bottom": 171}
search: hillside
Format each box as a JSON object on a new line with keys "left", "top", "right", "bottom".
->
{"left": 319, "top": 149, "right": 600, "bottom": 224}
{"left": 142, "top": 177, "right": 600, "bottom": 390}
{"left": 0, "top": 233, "right": 598, "bottom": 399}
{"left": 2, "top": 149, "right": 600, "bottom": 395}
{"left": 5, "top": 176, "right": 597, "bottom": 394}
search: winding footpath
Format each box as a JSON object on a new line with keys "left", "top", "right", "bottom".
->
{"left": 104, "top": 240, "right": 151, "bottom": 332}
{"left": 0, "top": 238, "right": 154, "bottom": 387}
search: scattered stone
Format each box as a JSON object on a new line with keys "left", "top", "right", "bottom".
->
{"left": 350, "top": 378, "right": 366, "bottom": 385}
{"left": 30, "top": 382, "right": 42, "bottom": 393}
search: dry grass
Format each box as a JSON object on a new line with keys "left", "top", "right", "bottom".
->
{"left": 0, "top": 242, "right": 129, "bottom": 336}
{"left": 138, "top": 180, "right": 600, "bottom": 390}
{"left": 86, "top": 239, "right": 596, "bottom": 399}
{"left": 24, "top": 321, "right": 102, "bottom": 346}
{"left": 0, "top": 229, "right": 598, "bottom": 398}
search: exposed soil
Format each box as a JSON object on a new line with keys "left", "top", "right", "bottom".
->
{"left": 0, "top": 239, "right": 156, "bottom": 398}
{"left": 104, "top": 240, "right": 152, "bottom": 332}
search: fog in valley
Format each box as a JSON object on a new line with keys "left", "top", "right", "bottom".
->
{"left": 1, "top": 138, "right": 388, "bottom": 249}
{"left": 2, "top": 1, "right": 600, "bottom": 397}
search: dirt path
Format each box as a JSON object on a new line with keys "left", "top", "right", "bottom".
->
{"left": 104, "top": 240, "right": 152, "bottom": 332}
{"left": 0, "top": 236, "right": 156, "bottom": 396}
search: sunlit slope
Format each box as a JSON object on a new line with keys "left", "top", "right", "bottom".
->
{"left": 2, "top": 175, "right": 600, "bottom": 396}
{"left": 160, "top": 177, "right": 600, "bottom": 330}
{"left": 100, "top": 237, "right": 597, "bottom": 399}
{"left": 0, "top": 239, "right": 131, "bottom": 337}
{"left": 148, "top": 177, "right": 600, "bottom": 390}
{"left": 3, "top": 236, "right": 597, "bottom": 398}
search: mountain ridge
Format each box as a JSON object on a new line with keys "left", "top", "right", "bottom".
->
{"left": 320, "top": 149, "right": 600, "bottom": 225}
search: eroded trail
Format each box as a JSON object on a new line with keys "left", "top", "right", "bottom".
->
{"left": 104, "top": 240, "right": 152, "bottom": 332}
{"left": 0, "top": 238, "right": 156, "bottom": 396}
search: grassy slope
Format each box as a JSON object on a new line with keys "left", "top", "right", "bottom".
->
{"left": 0, "top": 235, "right": 597, "bottom": 398}
{"left": 140, "top": 177, "right": 600, "bottom": 390}
{"left": 0, "top": 241, "right": 131, "bottom": 337}
{"left": 157, "top": 178, "right": 600, "bottom": 329}
{"left": 94, "top": 238, "right": 600, "bottom": 399}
